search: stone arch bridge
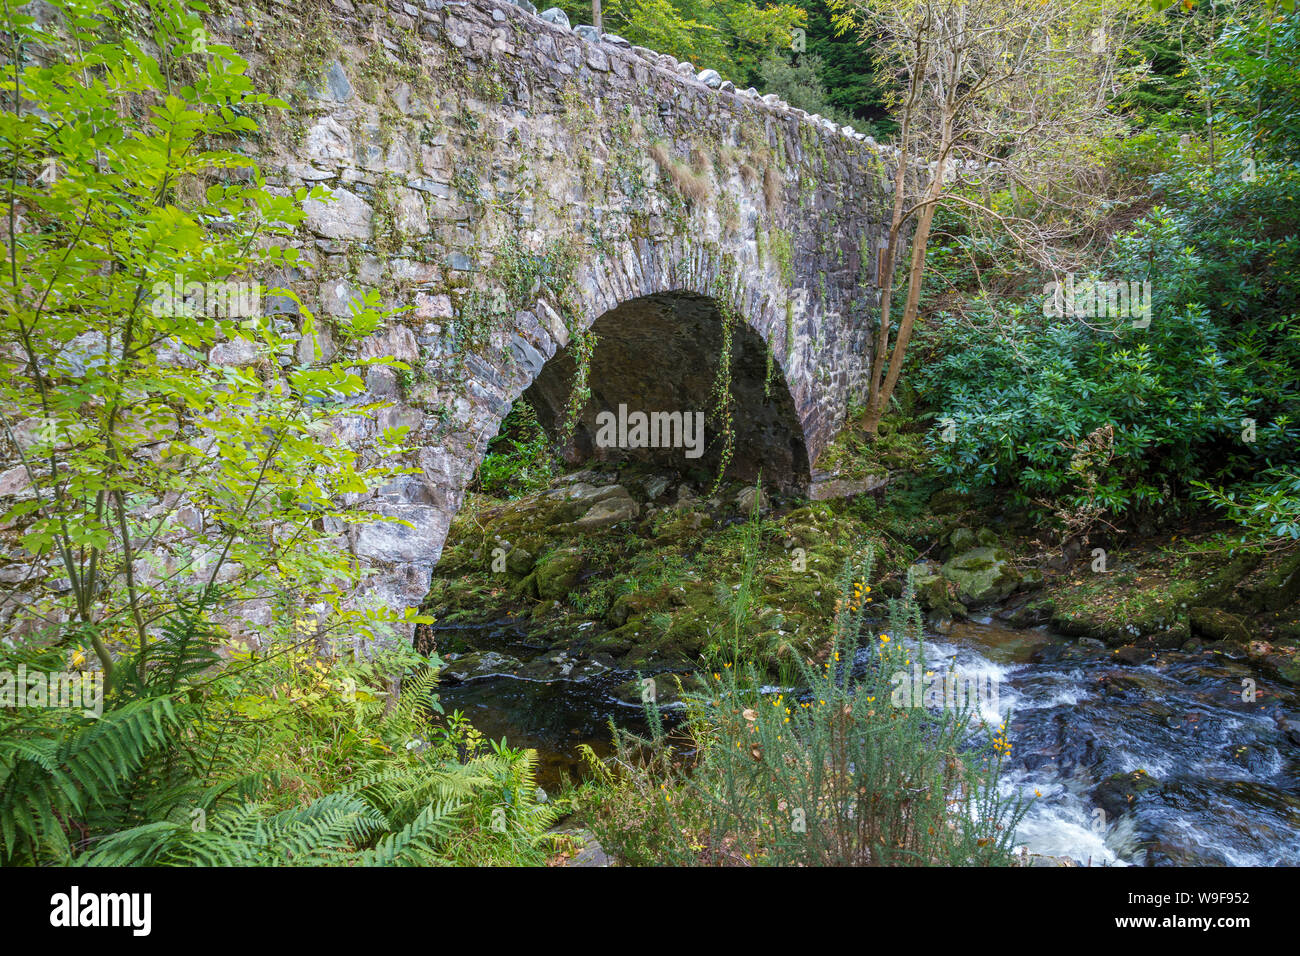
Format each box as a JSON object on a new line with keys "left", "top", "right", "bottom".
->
{"left": 220, "top": 0, "right": 896, "bottom": 624}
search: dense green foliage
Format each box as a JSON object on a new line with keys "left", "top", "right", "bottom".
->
{"left": 554, "top": 0, "right": 895, "bottom": 128}
{"left": 474, "top": 401, "right": 558, "bottom": 499}
{"left": 555, "top": 0, "right": 806, "bottom": 83}
{"left": 914, "top": 6, "right": 1300, "bottom": 540}
{"left": 1206, "top": 7, "right": 1300, "bottom": 160}
{"left": 1123, "top": 1, "right": 1224, "bottom": 129}
{"left": 0, "top": 0, "right": 558, "bottom": 866}
{"left": 797, "top": 0, "right": 892, "bottom": 129}
{"left": 756, "top": 0, "right": 894, "bottom": 134}
{"left": 920, "top": 157, "right": 1299, "bottom": 514}
{"left": 2, "top": 622, "right": 561, "bottom": 865}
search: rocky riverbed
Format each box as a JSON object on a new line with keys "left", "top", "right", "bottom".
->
{"left": 423, "top": 463, "right": 1300, "bottom": 863}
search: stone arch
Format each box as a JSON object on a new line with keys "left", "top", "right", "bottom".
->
{"left": 453, "top": 235, "right": 835, "bottom": 507}
{"left": 350, "top": 238, "right": 837, "bottom": 627}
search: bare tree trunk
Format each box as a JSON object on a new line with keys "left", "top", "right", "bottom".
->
{"left": 864, "top": 37, "right": 928, "bottom": 435}
{"left": 872, "top": 168, "right": 943, "bottom": 424}
{"left": 864, "top": 106, "right": 950, "bottom": 434}
{"left": 864, "top": 149, "right": 910, "bottom": 434}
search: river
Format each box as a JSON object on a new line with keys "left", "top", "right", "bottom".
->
{"left": 430, "top": 616, "right": 1300, "bottom": 865}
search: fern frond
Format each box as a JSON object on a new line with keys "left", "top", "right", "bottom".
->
{"left": 357, "top": 801, "right": 461, "bottom": 866}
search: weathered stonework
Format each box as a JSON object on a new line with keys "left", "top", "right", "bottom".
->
{"left": 214, "top": 0, "right": 894, "bottom": 627}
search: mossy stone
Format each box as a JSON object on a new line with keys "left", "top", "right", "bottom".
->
{"left": 941, "top": 546, "right": 1022, "bottom": 605}
{"left": 535, "top": 548, "right": 584, "bottom": 601}
{"left": 948, "top": 527, "right": 978, "bottom": 553}
{"left": 1188, "top": 606, "right": 1251, "bottom": 644}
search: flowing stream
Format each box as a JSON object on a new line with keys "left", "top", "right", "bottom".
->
{"left": 430, "top": 616, "right": 1300, "bottom": 865}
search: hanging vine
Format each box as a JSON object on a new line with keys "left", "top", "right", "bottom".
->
{"left": 708, "top": 307, "right": 736, "bottom": 496}
{"left": 764, "top": 344, "right": 775, "bottom": 400}
{"left": 704, "top": 251, "right": 745, "bottom": 495}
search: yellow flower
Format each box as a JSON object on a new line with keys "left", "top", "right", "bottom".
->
{"left": 879, "top": 634, "right": 890, "bottom": 643}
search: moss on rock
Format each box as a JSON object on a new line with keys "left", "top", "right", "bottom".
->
{"left": 535, "top": 548, "right": 584, "bottom": 601}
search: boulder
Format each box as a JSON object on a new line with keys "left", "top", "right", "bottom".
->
{"left": 1002, "top": 597, "right": 1054, "bottom": 628}
{"left": 807, "top": 473, "right": 888, "bottom": 500}
{"left": 1114, "top": 644, "right": 1155, "bottom": 665}
{"left": 911, "top": 563, "right": 962, "bottom": 615}
{"left": 1189, "top": 606, "right": 1251, "bottom": 644}
{"left": 940, "top": 546, "right": 1022, "bottom": 605}
{"left": 1280, "top": 718, "right": 1300, "bottom": 747}
{"left": 642, "top": 474, "right": 672, "bottom": 500}
{"left": 505, "top": 546, "right": 535, "bottom": 577}
{"left": 547, "top": 481, "right": 631, "bottom": 523}
{"left": 1092, "top": 769, "right": 1159, "bottom": 820}
{"left": 734, "top": 485, "right": 768, "bottom": 514}
{"left": 1019, "top": 566, "right": 1045, "bottom": 590}
{"left": 441, "top": 651, "right": 522, "bottom": 682}
{"left": 534, "top": 549, "right": 583, "bottom": 600}
{"left": 553, "top": 828, "right": 613, "bottom": 867}
{"left": 948, "top": 527, "right": 978, "bottom": 554}
{"left": 570, "top": 486, "right": 639, "bottom": 529}
{"left": 516, "top": 651, "right": 609, "bottom": 683}
{"left": 607, "top": 590, "right": 658, "bottom": 627}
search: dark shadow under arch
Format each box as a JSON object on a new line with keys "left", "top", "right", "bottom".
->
{"left": 523, "top": 291, "right": 811, "bottom": 493}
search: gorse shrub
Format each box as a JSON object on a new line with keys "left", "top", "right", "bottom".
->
{"left": 584, "top": 547, "right": 1025, "bottom": 865}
